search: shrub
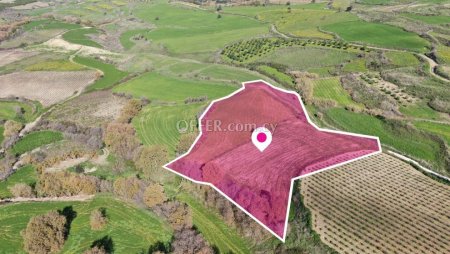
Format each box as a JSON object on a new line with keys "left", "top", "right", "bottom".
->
{"left": 104, "top": 123, "right": 141, "bottom": 160}
{"left": 36, "top": 172, "right": 98, "bottom": 197}
{"left": 134, "top": 145, "right": 168, "bottom": 181}
{"left": 113, "top": 176, "right": 145, "bottom": 201}
{"left": 22, "top": 211, "right": 67, "bottom": 254}
{"left": 90, "top": 209, "right": 108, "bottom": 230}
{"left": 143, "top": 183, "right": 167, "bottom": 208}
{"left": 3, "top": 120, "right": 22, "bottom": 137}
{"left": 8, "top": 183, "right": 35, "bottom": 198}
{"left": 117, "top": 99, "right": 143, "bottom": 123}
{"left": 84, "top": 246, "right": 107, "bottom": 254}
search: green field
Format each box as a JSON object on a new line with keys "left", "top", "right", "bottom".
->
{"left": 256, "top": 47, "right": 357, "bottom": 70}
{"left": 400, "top": 103, "right": 441, "bottom": 120}
{"left": 133, "top": 104, "right": 203, "bottom": 154}
{"left": 256, "top": 65, "right": 294, "bottom": 86}
{"left": 133, "top": 2, "right": 268, "bottom": 54}
{"left": 436, "top": 45, "right": 450, "bottom": 64}
{"left": 0, "top": 165, "right": 37, "bottom": 198}
{"left": 342, "top": 58, "right": 367, "bottom": 72}
{"left": 313, "top": 78, "right": 361, "bottom": 107}
{"left": 385, "top": 51, "right": 420, "bottom": 67}
{"left": 402, "top": 14, "right": 450, "bottom": 25}
{"left": 259, "top": 7, "right": 357, "bottom": 39}
{"left": 62, "top": 28, "right": 102, "bottom": 48}
{"left": 414, "top": 121, "right": 450, "bottom": 144}
{"left": 0, "top": 125, "right": 4, "bottom": 144}
{"left": 178, "top": 194, "right": 251, "bottom": 254}
{"left": 198, "top": 65, "right": 263, "bottom": 82}
{"left": 323, "top": 21, "right": 429, "bottom": 52}
{"left": 23, "top": 19, "right": 80, "bottom": 31}
{"left": 0, "top": 195, "right": 172, "bottom": 254}
{"left": 11, "top": 131, "right": 63, "bottom": 155}
{"left": 73, "top": 56, "right": 128, "bottom": 90}
{"left": 0, "top": 101, "right": 42, "bottom": 123}
{"left": 326, "top": 108, "right": 443, "bottom": 167}
{"left": 114, "top": 72, "right": 236, "bottom": 103}
{"left": 25, "top": 59, "right": 86, "bottom": 71}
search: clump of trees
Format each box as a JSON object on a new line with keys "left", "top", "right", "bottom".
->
{"left": 171, "top": 228, "right": 214, "bottom": 254}
{"left": 2, "top": 120, "right": 22, "bottom": 149}
{"left": 113, "top": 176, "right": 146, "bottom": 201}
{"left": 117, "top": 99, "right": 145, "bottom": 123}
{"left": 36, "top": 172, "right": 99, "bottom": 197}
{"left": 143, "top": 183, "right": 167, "bottom": 208}
{"left": 176, "top": 132, "right": 198, "bottom": 155}
{"left": 90, "top": 208, "right": 108, "bottom": 230}
{"left": 104, "top": 123, "right": 141, "bottom": 160}
{"left": 22, "top": 210, "right": 67, "bottom": 254}
{"left": 134, "top": 145, "right": 169, "bottom": 182}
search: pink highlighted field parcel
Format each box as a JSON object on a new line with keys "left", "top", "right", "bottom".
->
{"left": 165, "top": 81, "right": 381, "bottom": 240}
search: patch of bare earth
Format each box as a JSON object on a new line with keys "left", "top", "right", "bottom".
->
{"left": 302, "top": 153, "right": 450, "bottom": 254}
{"left": 0, "top": 49, "right": 38, "bottom": 67}
{"left": 0, "top": 70, "right": 98, "bottom": 107}
{"left": 10, "top": 1, "right": 49, "bottom": 10}
{"left": 47, "top": 90, "right": 127, "bottom": 127}
{"left": 43, "top": 35, "right": 117, "bottom": 56}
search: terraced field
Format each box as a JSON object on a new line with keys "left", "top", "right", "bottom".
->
{"left": 0, "top": 195, "right": 172, "bottom": 253}
{"left": 0, "top": 165, "right": 37, "bottom": 198}
{"left": 414, "top": 121, "right": 450, "bottom": 144}
{"left": 302, "top": 153, "right": 450, "bottom": 254}
{"left": 62, "top": 28, "right": 102, "bottom": 48}
{"left": 133, "top": 104, "right": 204, "bottom": 154}
{"left": 0, "top": 100, "right": 42, "bottom": 123}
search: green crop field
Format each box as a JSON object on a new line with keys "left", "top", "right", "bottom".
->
{"left": 0, "top": 125, "right": 4, "bottom": 144}
{"left": 259, "top": 7, "right": 357, "bottom": 39}
{"left": 323, "top": 21, "right": 429, "bottom": 52}
{"left": 114, "top": 72, "right": 236, "bottom": 103}
{"left": 400, "top": 103, "right": 441, "bottom": 120}
{"left": 436, "top": 45, "right": 450, "bottom": 64}
{"left": 313, "top": 78, "right": 361, "bottom": 107}
{"left": 62, "top": 28, "right": 102, "bottom": 48}
{"left": 0, "top": 165, "right": 37, "bottom": 198}
{"left": 198, "top": 65, "right": 263, "bottom": 82}
{"left": 414, "top": 121, "right": 450, "bottom": 144}
{"left": 325, "top": 108, "right": 443, "bottom": 168}
{"left": 133, "top": 1, "right": 268, "bottom": 54}
{"left": 256, "top": 65, "right": 294, "bottom": 86}
{"left": 401, "top": 14, "right": 450, "bottom": 25}
{"left": 0, "top": 195, "right": 172, "bottom": 254}
{"left": 25, "top": 59, "right": 86, "bottom": 71}
{"left": 256, "top": 47, "right": 357, "bottom": 70}
{"left": 178, "top": 194, "right": 251, "bottom": 254}
{"left": 11, "top": 131, "right": 63, "bottom": 155}
{"left": 73, "top": 56, "right": 128, "bottom": 91}
{"left": 23, "top": 19, "right": 81, "bottom": 31}
{"left": 342, "top": 58, "right": 367, "bottom": 73}
{"left": 133, "top": 104, "right": 203, "bottom": 154}
{"left": 385, "top": 51, "right": 420, "bottom": 67}
{"left": 0, "top": 101, "right": 42, "bottom": 123}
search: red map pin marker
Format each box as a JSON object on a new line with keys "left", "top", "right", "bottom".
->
{"left": 252, "top": 127, "right": 272, "bottom": 152}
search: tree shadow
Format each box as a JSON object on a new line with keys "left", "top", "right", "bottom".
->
{"left": 58, "top": 206, "right": 77, "bottom": 238}
{"left": 147, "top": 241, "right": 170, "bottom": 254}
{"left": 91, "top": 235, "right": 114, "bottom": 253}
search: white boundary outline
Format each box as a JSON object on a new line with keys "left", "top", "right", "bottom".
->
{"left": 163, "top": 80, "right": 382, "bottom": 241}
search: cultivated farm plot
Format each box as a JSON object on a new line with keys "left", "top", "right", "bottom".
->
{"left": 133, "top": 104, "right": 204, "bottom": 154}
{"left": 0, "top": 49, "right": 38, "bottom": 67}
{"left": 0, "top": 71, "right": 97, "bottom": 107}
{"left": 312, "top": 77, "right": 362, "bottom": 107}
{"left": 302, "top": 153, "right": 450, "bottom": 254}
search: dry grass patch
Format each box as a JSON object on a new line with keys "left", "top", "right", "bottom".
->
{"left": 302, "top": 153, "right": 450, "bottom": 254}
{"left": 0, "top": 71, "right": 97, "bottom": 107}
{"left": 0, "top": 49, "right": 38, "bottom": 67}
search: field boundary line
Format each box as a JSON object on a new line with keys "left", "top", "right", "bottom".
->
{"left": 387, "top": 150, "right": 450, "bottom": 182}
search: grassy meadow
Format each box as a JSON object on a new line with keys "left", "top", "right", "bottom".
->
{"left": 62, "top": 28, "right": 102, "bottom": 48}
{"left": 313, "top": 78, "right": 362, "bottom": 107}
{"left": 0, "top": 101, "right": 42, "bottom": 123}
{"left": 414, "top": 121, "right": 450, "bottom": 144}
{"left": 0, "top": 165, "right": 37, "bottom": 198}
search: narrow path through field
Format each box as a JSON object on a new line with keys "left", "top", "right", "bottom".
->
{"left": 0, "top": 194, "right": 94, "bottom": 204}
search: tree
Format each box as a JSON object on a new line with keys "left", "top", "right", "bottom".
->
{"left": 117, "top": 99, "right": 143, "bottom": 123}
{"left": 36, "top": 172, "right": 98, "bottom": 197}
{"left": 3, "top": 120, "right": 22, "bottom": 137}
{"left": 171, "top": 228, "right": 214, "bottom": 254}
{"left": 176, "top": 132, "right": 198, "bottom": 155}
{"left": 8, "top": 183, "right": 35, "bottom": 198}
{"left": 104, "top": 123, "right": 141, "bottom": 160}
{"left": 143, "top": 183, "right": 167, "bottom": 208}
{"left": 90, "top": 209, "right": 108, "bottom": 230}
{"left": 22, "top": 211, "right": 67, "bottom": 254}
{"left": 113, "top": 176, "right": 145, "bottom": 201}
{"left": 134, "top": 145, "right": 168, "bottom": 181}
